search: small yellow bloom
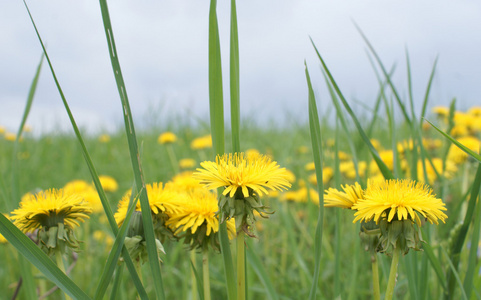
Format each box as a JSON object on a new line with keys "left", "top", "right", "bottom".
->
{"left": 432, "top": 106, "right": 450, "bottom": 117}
{"left": 447, "top": 136, "right": 480, "bottom": 164}
{"left": 179, "top": 158, "right": 196, "bottom": 169}
{"left": 0, "top": 214, "right": 11, "bottom": 244}
{"left": 308, "top": 167, "right": 334, "bottom": 185}
{"left": 4, "top": 132, "right": 16, "bottom": 141}
{"left": 98, "top": 175, "right": 119, "bottom": 192}
{"left": 190, "top": 135, "right": 212, "bottom": 150}
{"left": 98, "top": 134, "right": 111, "bottom": 143}
{"left": 468, "top": 106, "right": 481, "bottom": 117}
{"left": 158, "top": 132, "right": 177, "bottom": 144}
{"left": 324, "top": 182, "right": 363, "bottom": 209}
{"left": 0, "top": 126, "right": 6, "bottom": 134}
{"left": 305, "top": 162, "right": 315, "bottom": 172}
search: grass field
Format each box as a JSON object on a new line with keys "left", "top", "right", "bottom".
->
{"left": 1, "top": 1, "right": 481, "bottom": 300}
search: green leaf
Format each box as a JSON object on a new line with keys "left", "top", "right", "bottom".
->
{"left": 246, "top": 240, "right": 279, "bottom": 300}
{"left": 0, "top": 214, "right": 90, "bottom": 299}
{"left": 305, "top": 62, "right": 325, "bottom": 300}
{"left": 98, "top": 1, "right": 166, "bottom": 298}
{"left": 230, "top": 0, "right": 241, "bottom": 153}
{"left": 311, "top": 38, "right": 394, "bottom": 180}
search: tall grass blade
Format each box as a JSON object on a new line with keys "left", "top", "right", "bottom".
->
{"left": 230, "top": 0, "right": 241, "bottom": 153}
{"left": 23, "top": 1, "right": 147, "bottom": 296}
{"left": 420, "top": 57, "right": 438, "bottom": 123}
{"left": 425, "top": 119, "right": 481, "bottom": 163}
{"left": 95, "top": 191, "right": 141, "bottom": 300}
{"left": 305, "top": 62, "right": 325, "bottom": 300}
{"left": 463, "top": 185, "right": 481, "bottom": 299}
{"left": 98, "top": 1, "right": 165, "bottom": 298}
{"left": 353, "top": 22, "right": 412, "bottom": 126}
{"left": 208, "top": 1, "right": 236, "bottom": 298}
{"left": 311, "top": 38, "right": 394, "bottom": 180}
{"left": 441, "top": 246, "right": 468, "bottom": 300}
{"left": 8, "top": 52, "right": 44, "bottom": 300}
{"left": 190, "top": 260, "right": 205, "bottom": 300}
{"left": 420, "top": 238, "right": 447, "bottom": 290}
{"left": 0, "top": 214, "right": 90, "bottom": 299}
{"left": 245, "top": 240, "right": 279, "bottom": 300}
{"left": 110, "top": 264, "right": 124, "bottom": 300}
{"left": 446, "top": 163, "right": 481, "bottom": 298}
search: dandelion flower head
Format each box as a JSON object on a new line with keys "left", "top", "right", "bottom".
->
{"left": 194, "top": 152, "right": 291, "bottom": 198}
{"left": 11, "top": 189, "right": 92, "bottom": 233}
{"left": 352, "top": 179, "right": 447, "bottom": 225}
{"left": 158, "top": 131, "right": 177, "bottom": 144}
{"left": 324, "top": 182, "right": 364, "bottom": 209}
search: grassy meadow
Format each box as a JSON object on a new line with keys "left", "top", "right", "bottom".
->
{"left": 1, "top": 1, "right": 481, "bottom": 300}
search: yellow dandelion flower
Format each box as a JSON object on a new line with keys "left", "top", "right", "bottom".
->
{"left": 98, "top": 175, "right": 119, "bottom": 192}
{"left": 245, "top": 148, "right": 261, "bottom": 160}
{"left": 447, "top": 136, "right": 480, "bottom": 164}
{"left": 194, "top": 153, "right": 291, "bottom": 198}
{"left": 190, "top": 135, "right": 212, "bottom": 150}
{"left": 450, "top": 124, "right": 469, "bottom": 137}
{"left": 64, "top": 180, "right": 103, "bottom": 213}
{"left": 179, "top": 158, "right": 196, "bottom": 169}
{"left": 0, "top": 126, "right": 6, "bottom": 134}
{"left": 339, "top": 161, "right": 367, "bottom": 179}
{"left": 11, "top": 189, "right": 92, "bottom": 233}
{"left": 305, "top": 162, "right": 315, "bottom": 172}
{"left": 297, "top": 146, "right": 309, "bottom": 154}
{"left": 432, "top": 106, "right": 450, "bottom": 117}
{"left": 114, "top": 183, "right": 184, "bottom": 227}
{"left": 0, "top": 214, "right": 11, "bottom": 244}
{"left": 281, "top": 187, "right": 319, "bottom": 204}
{"left": 324, "top": 182, "right": 363, "bottom": 209}
{"left": 468, "top": 106, "right": 481, "bottom": 117}
{"left": 158, "top": 131, "right": 177, "bottom": 144}
{"left": 169, "top": 171, "right": 204, "bottom": 191}
{"left": 93, "top": 230, "right": 114, "bottom": 248}
{"left": 98, "top": 134, "right": 111, "bottom": 143}
{"left": 284, "top": 169, "right": 296, "bottom": 183}
{"left": 370, "top": 139, "right": 382, "bottom": 150}
{"left": 308, "top": 167, "right": 334, "bottom": 185}
{"left": 4, "top": 132, "right": 16, "bottom": 141}
{"left": 352, "top": 179, "right": 447, "bottom": 225}
{"left": 416, "top": 158, "right": 457, "bottom": 184}
{"left": 338, "top": 151, "right": 351, "bottom": 161}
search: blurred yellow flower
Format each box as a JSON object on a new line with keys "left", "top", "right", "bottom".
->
{"left": 340, "top": 161, "right": 367, "bottom": 179}
{"left": 432, "top": 106, "right": 450, "bottom": 117}
{"left": 179, "top": 158, "right": 196, "bottom": 169}
{"left": 64, "top": 179, "right": 103, "bottom": 213}
{"left": 98, "top": 134, "right": 111, "bottom": 143}
{"left": 308, "top": 167, "right": 334, "bottom": 185}
{"left": 447, "top": 136, "right": 480, "bottom": 164}
{"left": 158, "top": 132, "right": 177, "bottom": 144}
{"left": 0, "top": 214, "right": 11, "bottom": 244}
{"left": 190, "top": 135, "right": 212, "bottom": 150}
{"left": 416, "top": 158, "right": 457, "bottom": 184}
{"left": 93, "top": 230, "right": 114, "bottom": 248}
{"left": 370, "top": 139, "right": 382, "bottom": 150}
{"left": 98, "top": 175, "right": 119, "bottom": 192}
{"left": 468, "top": 106, "right": 481, "bottom": 117}
{"left": 305, "top": 162, "right": 315, "bottom": 172}
{"left": 4, "top": 132, "right": 16, "bottom": 141}
{"left": 0, "top": 126, "right": 5, "bottom": 134}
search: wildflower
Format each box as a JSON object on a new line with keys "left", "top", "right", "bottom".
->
{"left": 165, "top": 189, "right": 236, "bottom": 250}
{"left": 194, "top": 153, "right": 291, "bottom": 198}
{"left": 432, "top": 106, "right": 450, "bottom": 117}
{"left": 416, "top": 158, "right": 457, "bottom": 184}
{"left": 179, "top": 158, "right": 196, "bottom": 169}
{"left": 158, "top": 131, "right": 177, "bottom": 144}
{"left": 98, "top": 175, "right": 119, "bottom": 192}
{"left": 190, "top": 135, "right": 212, "bottom": 150}
{"left": 340, "top": 161, "right": 367, "bottom": 179}
{"left": 114, "top": 183, "right": 184, "bottom": 241}
{"left": 93, "top": 230, "right": 114, "bottom": 248}
{"left": 447, "top": 136, "right": 480, "bottom": 164}
{"left": 98, "top": 134, "right": 111, "bottom": 143}
{"left": 11, "top": 189, "right": 92, "bottom": 254}
{"left": 305, "top": 162, "right": 315, "bottom": 172}
{"left": 324, "top": 182, "right": 364, "bottom": 209}
{"left": 64, "top": 180, "right": 103, "bottom": 213}
{"left": 352, "top": 179, "right": 447, "bottom": 225}
{"left": 169, "top": 171, "right": 204, "bottom": 191}
{"left": 297, "top": 146, "right": 309, "bottom": 154}
{"left": 4, "top": 132, "right": 16, "bottom": 141}
{"left": 308, "top": 167, "right": 334, "bottom": 185}
{"left": 0, "top": 214, "right": 11, "bottom": 244}
{"left": 194, "top": 152, "right": 291, "bottom": 233}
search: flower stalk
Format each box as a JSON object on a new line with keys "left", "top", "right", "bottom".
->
{"left": 203, "top": 248, "right": 212, "bottom": 300}
{"left": 385, "top": 246, "right": 401, "bottom": 300}
{"left": 236, "top": 231, "right": 246, "bottom": 300}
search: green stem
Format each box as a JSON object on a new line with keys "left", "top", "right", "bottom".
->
{"left": 55, "top": 250, "right": 71, "bottom": 300}
{"left": 203, "top": 248, "right": 212, "bottom": 300}
{"left": 191, "top": 251, "right": 198, "bottom": 300}
{"left": 385, "top": 247, "right": 402, "bottom": 300}
{"left": 166, "top": 144, "right": 179, "bottom": 174}
{"left": 371, "top": 254, "right": 381, "bottom": 300}
{"left": 237, "top": 231, "right": 246, "bottom": 300}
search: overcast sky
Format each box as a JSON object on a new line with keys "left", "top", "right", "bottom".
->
{"left": 1, "top": 1, "right": 480, "bottom": 134}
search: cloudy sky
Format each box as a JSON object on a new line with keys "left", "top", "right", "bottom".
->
{"left": 1, "top": 1, "right": 480, "bottom": 134}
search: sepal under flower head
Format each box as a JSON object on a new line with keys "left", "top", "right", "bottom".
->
{"left": 378, "top": 219, "right": 424, "bottom": 256}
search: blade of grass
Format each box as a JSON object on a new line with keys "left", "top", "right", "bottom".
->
{"left": 305, "top": 62, "right": 325, "bottom": 300}
{"left": 420, "top": 233, "right": 447, "bottom": 290}
{"left": 446, "top": 162, "right": 481, "bottom": 298}
{"left": 109, "top": 264, "right": 124, "bottom": 300}
{"left": 353, "top": 22, "right": 412, "bottom": 126}
{"left": 441, "top": 246, "right": 468, "bottom": 300}
{"left": 426, "top": 119, "right": 481, "bottom": 163}
{"left": 23, "top": 1, "right": 147, "bottom": 296}
{"left": 95, "top": 189, "right": 140, "bottom": 300}
{"left": 9, "top": 52, "right": 44, "bottom": 300}
{"left": 0, "top": 214, "right": 90, "bottom": 299}
{"left": 230, "top": 0, "right": 240, "bottom": 153}
{"left": 98, "top": 1, "right": 165, "bottom": 298}
{"left": 420, "top": 57, "right": 438, "bottom": 123}
{"left": 245, "top": 239, "right": 279, "bottom": 300}
{"left": 463, "top": 180, "right": 481, "bottom": 298}
{"left": 208, "top": 1, "right": 236, "bottom": 299}
{"left": 311, "top": 38, "right": 394, "bottom": 180}
{"left": 191, "top": 260, "right": 205, "bottom": 300}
